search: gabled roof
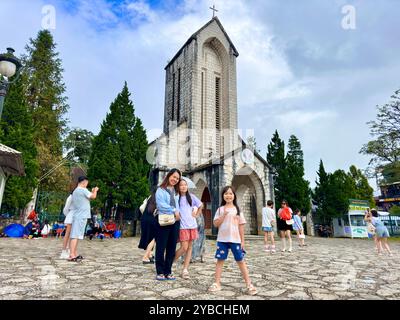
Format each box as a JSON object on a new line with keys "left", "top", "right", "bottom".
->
{"left": 0, "top": 143, "right": 25, "bottom": 176}
{"left": 165, "top": 16, "right": 239, "bottom": 70}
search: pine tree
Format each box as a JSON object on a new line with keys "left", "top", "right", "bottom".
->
{"left": 266, "top": 130, "right": 286, "bottom": 205}
{"left": 23, "top": 30, "right": 69, "bottom": 191}
{"left": 313, "top": 160, "right": 329, "bottom": 222}
{"left": 88, "top": 83, "right": 150, "bottom": 217}
{"left": 0, "top": 73, "right": 39, "bottom": 212}
{"left": 284, "top": 135, "right": 311, "bottom": 214}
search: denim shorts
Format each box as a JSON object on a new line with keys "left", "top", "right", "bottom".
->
{"left": 215, "top": 242, "right": 245, "bottom": 262}
{"left": 262, "top": 227, "right": 273, "bottom": 232}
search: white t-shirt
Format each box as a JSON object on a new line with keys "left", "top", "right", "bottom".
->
{"left": 41, "top": 224, "right": 51, "bottom": 235}
{"left": 214, "top": 206, "right": 246, "bottom": 243}
{"left": 262, "top": 207, "right": 276, "bottom": 227}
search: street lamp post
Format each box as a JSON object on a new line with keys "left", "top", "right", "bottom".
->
{"left": 0, "top": 48, "right": 23, "bottom": 119}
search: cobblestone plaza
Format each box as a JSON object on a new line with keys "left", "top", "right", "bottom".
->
{"left": 0, "top": 236, "right": 399, "bottom": 300}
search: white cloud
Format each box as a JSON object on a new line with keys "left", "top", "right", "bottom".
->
{"left": 1, "top": 0, "right": 399, "bottom": 193}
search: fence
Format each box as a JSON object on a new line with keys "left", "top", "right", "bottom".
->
{"left": 380, "top": 215, "right": 400, "bottom": 236}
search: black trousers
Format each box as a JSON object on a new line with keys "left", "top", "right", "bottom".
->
{"left": 154, "top": 221, "right": 180, "bottom": 276}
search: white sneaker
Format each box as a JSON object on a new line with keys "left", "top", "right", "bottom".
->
{"left": 288, "top": 248, "right": 292, "bottom": 252}
{"left": 59, "top": 250, "right": 69, "bottom": 259}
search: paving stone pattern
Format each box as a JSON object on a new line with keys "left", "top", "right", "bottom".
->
{"left": 0, "top": 237, "right": 399, "bottom": 300}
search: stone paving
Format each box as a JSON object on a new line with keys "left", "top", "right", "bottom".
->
{"left": 0, "top": 236, "right": 399, "bottom": 300}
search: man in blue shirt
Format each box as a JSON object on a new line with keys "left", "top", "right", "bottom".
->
{"left": 68, "top": 176, "right": 99, "bottom": 261}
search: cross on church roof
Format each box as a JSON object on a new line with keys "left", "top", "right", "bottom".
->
{"left": 209, "top": 4, "right": 218, "bottom": 18}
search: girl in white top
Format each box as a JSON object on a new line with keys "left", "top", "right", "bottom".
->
{"left": 208, "top": 186, "right": 257, "bottom": 295}
{"left": 262, "top": 200, "right": 276, "bottom": 253}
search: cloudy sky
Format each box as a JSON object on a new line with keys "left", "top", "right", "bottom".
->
{"left": 1, "top": 0, "right": 399, "bottom": 191}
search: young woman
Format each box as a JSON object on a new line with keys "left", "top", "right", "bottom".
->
{"left": 154, "top": 168, "right": 182, "bottom": 280}
{"left": 138, "top": 192, "right": 157, "bottom": 264}
{"left": 174, "top": 179, "right": 203, "bottom": 279}
{"left": 208, "top": 186, "right": 257, "bottom": 295}
{"left": 365, "top": 209, "right": 392, "bottom": 256}
{"left": 277, "top": 200, "right": 293, "bottom": 252}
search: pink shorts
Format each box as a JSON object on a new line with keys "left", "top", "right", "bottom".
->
{"left": 179, "top": 228, "right": 198, "bottom": 242}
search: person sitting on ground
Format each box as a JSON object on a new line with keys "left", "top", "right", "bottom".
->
{"left": 41, "top": 220, "right": 52, "bottom": 238}
{"left": 104, "top": 219, "right": 117, "bottom": 238}
{"left": 56, "top": 221, "right": 65, "bottom": 238}
{"left": 29, "top": 218, "right": 41, "bottom": 239}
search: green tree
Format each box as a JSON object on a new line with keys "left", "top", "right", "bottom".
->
{"left": 361, "top": 89, "right": 400, "bottom": 185}
{"left": 23, "top": 30, "right": 69, "bottom": 191}
{"left": 0, "top": 74, "right": 39, "bottom": 212}
{"left": 284, "top": 135, "right": 311, "bottom": 214}
{"left": 64, "top": 128, "right": 94, "bottom": 166}
{"left": 348, "top": 165, "right": 374, "bottom": 207}
{"left": 313, "top": 159, "right": 329, "bottom": 222}
{"left": 266, "top": 130, "right": 286, "bottom": 205}
{"left": 323, "top": 170, "right": 355, "bottom": 223}
{"left": 88, "top": 82, "right": 150, "bottom": 217}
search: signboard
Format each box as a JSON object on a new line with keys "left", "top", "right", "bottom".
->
{"left": 350, "top": 226, "right": 368, "bottom": 238}
{"left": 348, "top": 199, "right": 369, "bottom": 212}
{"left": 378, "top": 197, "right": 400, "bottom": 202}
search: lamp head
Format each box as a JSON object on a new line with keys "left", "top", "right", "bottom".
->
{"left": 0, "top": 47, "right": 22, "bottom": 78}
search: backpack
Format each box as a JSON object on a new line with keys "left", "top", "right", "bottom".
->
{"left": 280, "top": 207, "right": 292, "bottom": 220}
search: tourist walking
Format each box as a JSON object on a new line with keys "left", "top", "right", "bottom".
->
{"left": 154, "top": 168, "right": 182, "bottom": 280}
{"left": 174, "top": 179, "right": 203, "bottom": 279}
{"left": 68, "top": 176, "right": 99, "bottom": 262}
{"left": 138, "top": 192, "right": 157, "bottom": 264}
{"left": 365, "top": 209, "right": 392, "bottom": 256}
{"left": 262, "top": 200, "right": 276, "bottom": 253}
{"left": 277, "top": 200, "right": 293, "bottom": 252}
{"left": 293, "top": 209, "right": 306, "bottom": 247}
{"left": 208, "top": 186, "right": 257, "bottom": 295}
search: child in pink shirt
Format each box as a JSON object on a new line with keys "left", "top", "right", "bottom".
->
{"left": 208, "top": 186, "right": 257, "bottom": 295}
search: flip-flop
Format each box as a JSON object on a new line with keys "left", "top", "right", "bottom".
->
{"left": 156, "top": 274, "right": 166, "bottom": 281}
{"left": 165, "top": 274, "right": 176, "bottom": 280}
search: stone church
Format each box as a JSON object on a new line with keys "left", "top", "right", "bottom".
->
{"left": 149, "top": 16, "right": 274, "bottom": 235}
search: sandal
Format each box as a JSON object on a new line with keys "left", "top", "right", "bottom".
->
{"left": 247, "top": 284, "right": 257, "bottom": 296}
{"left": 76, "top": 255, "right": 84, "bottom": 260}
{"left": 155, "top": 274, "right": 166, "bottom": 281}
{"left": 165, "top": 274, "right": 176, "bottom": 280}
{"left": 208, "top": 282, "right": 221, "bottom": 292}
{"left": 68, "top": 256, "right": 81, "bottom": 262}
{"left": 182, "top": 269, "right": 190, "bottom": 279}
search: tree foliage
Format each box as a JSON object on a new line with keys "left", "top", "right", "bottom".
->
{"left": 64, "top": 128, "right": 94, "bottom": 166}
{"left": 0, "top": 74, "right": 38, "bottom": 210}
{"left": 23, "top": 30, "right": 69, "bottom": 191}
{"left": 88, "top": 83, "right": 150, "bottom": 217}
{"left": 361, "top": 88, "right": 400, "bottom": 184}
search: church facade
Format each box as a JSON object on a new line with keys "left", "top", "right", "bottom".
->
{"left": 149, "top": 17, "right": 274, "bottom": 235}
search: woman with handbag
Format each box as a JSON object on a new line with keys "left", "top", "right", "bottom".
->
{"left": 277, "top": 200, "right": 293, "bottom": 252}
{"left": 154, "top": 168, "right": 182, "bottom": 280}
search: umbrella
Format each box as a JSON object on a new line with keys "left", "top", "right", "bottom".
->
{"left": 181, "top": 176, "right": 196, "bottom": 189}
{"left": 4, "top": 223, "right": 25, "bottom": 238}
